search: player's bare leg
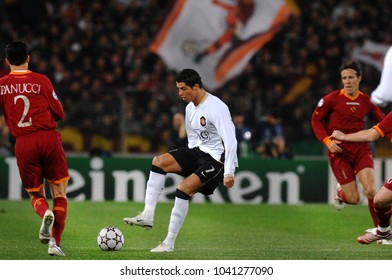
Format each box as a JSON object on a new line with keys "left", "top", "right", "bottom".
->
{"left": 357, "top": 168, "right": 378, "bottom": 226}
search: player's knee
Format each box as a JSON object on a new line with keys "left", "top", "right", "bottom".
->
{"left": 374, "top": 194, "right": 390, "bottom": 208}
{"left": 151, "top": 155, "right": 169, "bottom": 171}
{"left": 151, "top": 155, "right": 162, "bottom": 167}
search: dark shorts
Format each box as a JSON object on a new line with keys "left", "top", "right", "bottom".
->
{"left": 15, "top": 130, "right": 70, "bottom": 192}
{"left": 169, "top": 147, "right": 224, "bottom": 195}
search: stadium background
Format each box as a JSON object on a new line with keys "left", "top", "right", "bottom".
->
{"left": 1, "top": 0, "right": 392, "bottom": 157}
{"left": 2, "top": 2, "right": 392, "bottom": 266}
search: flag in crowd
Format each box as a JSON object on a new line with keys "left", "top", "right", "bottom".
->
{"left": 351, "top": 40, "right": 390, "bottom": 71}
{"left": 151, "top": 0, "right": 293, "bottom": 90}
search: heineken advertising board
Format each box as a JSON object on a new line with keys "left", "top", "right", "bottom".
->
{"left": 0, "top": 156, "right": 330, "bottom": 204}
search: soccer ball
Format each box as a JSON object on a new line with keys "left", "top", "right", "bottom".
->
{"left": 97, "top": 226, "right": 125, "bottom": 251}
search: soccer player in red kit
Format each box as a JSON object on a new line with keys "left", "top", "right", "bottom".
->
{"left": 0, "top": 42, "right": 69, "bottom": 256}
{"left": 311, "top": 60, "right": 386, "bottom": 228}
{"left": 331, "top": 113, "right": 392, "bottom": 244}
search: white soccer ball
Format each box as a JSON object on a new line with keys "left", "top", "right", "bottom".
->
{"left": 97, "top": 226, "right": 125, "bottom": 251}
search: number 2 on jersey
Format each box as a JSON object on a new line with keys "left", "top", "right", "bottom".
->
{"left": 14, "top": 95, "right": 32, "bottom": 127}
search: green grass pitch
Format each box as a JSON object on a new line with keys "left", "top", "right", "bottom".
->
{"left": 0, "top": 200, "right": 391, "bottom": 260}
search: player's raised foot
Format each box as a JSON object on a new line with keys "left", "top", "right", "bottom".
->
{"left": 357, "top": 228, "right": 392, "bottom": 244}
{"left": 39, "top": 209, "right": 54, "bottom": 244}
{"left": 123, "top": 212, "right": 153, "bottom": 230}
{"left": 334, "top": 183, "right": 344, "bottom": 211}
{"left": 150, "top": 242, "right": 174, "bottom": 253}
{"left": 48, "top": 238, "right": 66, "bottom": 256}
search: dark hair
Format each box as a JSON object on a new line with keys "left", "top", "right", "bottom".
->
{"left": 5, "top": 42, "right": 29, "bottom": 66}
{"left": 339, "top": 60, "right": 362, "bottom": 76}
{"left": 175, "top": 68, "right": 203, "bottom": 88}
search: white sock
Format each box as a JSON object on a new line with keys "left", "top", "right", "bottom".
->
{"left": 378, "top": 225, "right": 391, "bottom": 233}
{"left": 164, "top": 197, "right": 189, "bottom": 246}
{"left": 143, "top": 171, "right": 165, "bottom": 220}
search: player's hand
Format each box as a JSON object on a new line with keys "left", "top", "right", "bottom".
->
{"left": 330, "top": 130, "right": 345, "bottom": 141}
{"left": 327, "top": 138, "right": 343, "bottom": 153}
{"left": 223, "top": 175, "right": 234, "bottom": 189}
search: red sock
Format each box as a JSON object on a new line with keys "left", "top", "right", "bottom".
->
{"left": 337, "top": 188, "right": 347, "bottom": 203}
{"left": 31, "top": 196, "right": 49, "bottom": 218}
{"left": 375, "top": 204, "right": 392, "bottom": 228}
{"left": 368, "top": 198, "right": 379, "bottom": 227}
{"left": 52, "top": 196, "right": 68, "bottom": 245}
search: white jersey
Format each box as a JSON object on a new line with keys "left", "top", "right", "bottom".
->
{"left": 371, "top": 46, "right": 392, "bottom": 105}
{"left": 185, "top": 92, "right": 238, "bottom": 176}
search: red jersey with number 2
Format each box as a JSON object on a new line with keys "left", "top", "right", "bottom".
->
{"left": 0, "top": 70, "right": 69, "bottom": 191}
{"left": 0, "top": 70, "right": 64, "bottom": 138}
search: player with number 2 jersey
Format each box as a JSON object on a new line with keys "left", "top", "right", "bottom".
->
{"left": 0, "top": 42, "right": 69, "bottom": 256}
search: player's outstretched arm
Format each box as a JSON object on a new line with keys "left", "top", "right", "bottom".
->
{"left": 331, "top": 128, "right": 380, "bottom": 143}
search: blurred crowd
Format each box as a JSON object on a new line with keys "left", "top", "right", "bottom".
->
{"left": 1, "top": 0, "right": 392, "bottom": 158}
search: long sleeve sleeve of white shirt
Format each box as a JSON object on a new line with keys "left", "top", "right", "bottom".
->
{"left": 371, "top": 46, "right": 392, "bottom": 105}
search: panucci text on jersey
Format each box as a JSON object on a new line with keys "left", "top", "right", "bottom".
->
{"left": 1, "top": 83, "right": 41, "bottom": 95}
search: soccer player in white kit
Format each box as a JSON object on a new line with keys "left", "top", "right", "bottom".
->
{"left": 124, "top": 68, "right": 238, "bottom": 252}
